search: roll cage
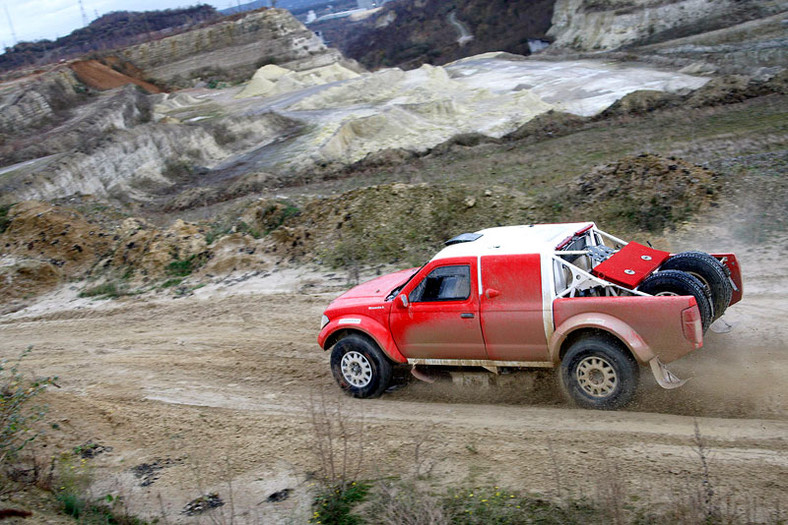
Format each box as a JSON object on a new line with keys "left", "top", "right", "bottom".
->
{"left": 552, "top": 227, "right": 651, "bottom": 298}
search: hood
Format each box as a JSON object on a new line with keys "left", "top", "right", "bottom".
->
{"left": 335, "top": 267, "right": 418, "bottom": 301}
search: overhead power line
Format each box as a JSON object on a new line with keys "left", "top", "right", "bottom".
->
{"left": 4, "top": 4, "right": 17, "bottom": 44}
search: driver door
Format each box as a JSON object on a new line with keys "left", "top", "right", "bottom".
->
{"left": 389, "top": 258, "right": 487, "bottom": 360}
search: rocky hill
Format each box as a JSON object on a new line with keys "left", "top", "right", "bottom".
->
{"left": 547, "top": 0, "right": 781, "bottom": 52}
{"left": 119, "top": 8, "right": 343, "bottom": 86}
{"left": 311, "top": 0, "right": 785, "bottom": 74}
{"left": 0, "top": 6, "right": 220, "bottom": 73}
{"left": 0, "top": 69, "right": 87, "bottom": 138}
{"left": 311, "top": 0, "right": 556, "bottom": 70}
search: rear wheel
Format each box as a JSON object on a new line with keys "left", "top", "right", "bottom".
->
{"left": 560, "top": 335, "right": 639, "bottom": 410}
{"left": 638, "top": 269, "right": 713, "bottom": 332}
{"left": 661, "top": 251, "right": 732, "bottom": 320}
{"left": 330, "top": 334, "right": 392, "bottom": 398}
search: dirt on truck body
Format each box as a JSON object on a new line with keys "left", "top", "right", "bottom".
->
{"left": 318, "top": 222, "right": 743, "bottom": 409}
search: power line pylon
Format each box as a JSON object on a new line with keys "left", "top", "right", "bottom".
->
{"left": 79, "top": 0, "right": 89, "bottom": 27}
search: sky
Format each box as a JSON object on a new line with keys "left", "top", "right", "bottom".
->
{"left": 1, "top": 0, "right": 250, "bottom": 47}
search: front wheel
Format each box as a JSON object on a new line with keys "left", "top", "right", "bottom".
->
{"left": 330, "top": 334, "right": 392, "bottom": 398}
{"left": 560, "top": 335, "right": 639, "bottom": 410}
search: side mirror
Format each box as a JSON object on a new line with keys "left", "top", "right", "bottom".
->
{"left": 485, "top": 288, "right": 501, "bottom": 299}
{"left": 398, "top": 293, "right": 409, "bottom": 308}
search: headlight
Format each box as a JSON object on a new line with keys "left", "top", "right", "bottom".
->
{"left": 320, "top": 315, "right": 330, "bottom": 329}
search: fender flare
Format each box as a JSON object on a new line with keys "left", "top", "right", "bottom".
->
{"left": 549, "top": 312, "right": 655, "bottom": 365}
{"left": 318, "top": 315, "right": 407, "bottom": 364}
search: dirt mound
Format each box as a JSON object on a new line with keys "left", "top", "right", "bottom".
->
{"left": 200, "top": 233, "right": 271, "bottom": 276}
{"left": 109, "top": 218, "right": 209, "bottom": 281}
{"left": 258, "top": 153, "right": 723, "bottom": 266}
{"left": 548, "top": 153, "right": 720, "bottom": 232}
{"left": 70, "top": 60, "right": 161, "bottom": 93}
{"left": 0, "top": 259, "right": 62, "bottom": 314}
{"left": 1, "top": 201, "right": 114, "bottom": 273}
{"left": 685, "top": 72, "right": 787, "bottom": 107}
{"left": 236, "top": 63, "right": 360, "bottom": 99}
{"left": 0, "top": 201, "right": 230, "bottom": 305}
{"left": 0, "top": 201, "right": 114, "bottom": 312}
{"left": 502, "top": 110, "right": 588, "bottom": 143}
{"left": 597, "top": 90, "right": 680, "bottom": 118}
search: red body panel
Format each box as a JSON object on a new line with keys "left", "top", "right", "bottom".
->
{"left": 317, "top": 268, "right": 418, "bottom": 364}
{"left": 318, "top": 312, "right": 408, "bottom": 364}
{"left": 552, "top": 295, "right": 702, "bottom": 364}
{"left": 334, "top": 268, "right": 418, "bottom": 301}
{"left": 479, "top": 254, "right": 549, "bottom": 361}
{"left": 592, "top": 242, "right": 671, "bottom": 288}
{"left": 389, "top": 257, "right": 486, "bottom": 359}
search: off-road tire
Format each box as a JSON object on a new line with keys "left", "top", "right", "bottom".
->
{"left": 638, "top": 269, "right": 713, "bottom": 332}
{"left": 560, "top": 335, "right": 640, "bottom": 410}
{"left": 661, "top": 251, "right": 732, "bottom": 320}
{"left": 330, "top": 334, "right": 392, "bottom": 398}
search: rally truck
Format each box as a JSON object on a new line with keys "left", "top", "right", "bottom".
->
{"left": 317, "top": 223, "right": 742, "bottom": 409}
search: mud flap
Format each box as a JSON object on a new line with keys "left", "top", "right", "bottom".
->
{"left": 649, "top": 357, "right": 688, "bottom": 390}
{"left": 710, "top": 317, "right": 733, "bottom": 334}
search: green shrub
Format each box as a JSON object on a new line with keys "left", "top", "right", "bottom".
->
{"left": 161, "top": 278, "right": 184, "bottom": 288}
{"left": 442, "top": 487, "right": 600, "bottom": 524}
{"left": 311, "top": 482, "right": 370, "bottom": 525}
{"left": 56, "top": 453, "right": 150, "bottom": 524}
{"left": 0, "top": 204, "right": 12, "bottom": 234}
{"left": 79, "top": 282, "right": 120, "bottom": 299}
{"left": 162, "top": 160, "right": 194, "bottom": 182}
{"left": 0, "top": 347, "right": 56, "bottom": 466}
{"left": 166, "top": 253, "right": 206, "bottom": 277}
{"left": 236, "top": 221, "right": 262, "bottom": 239}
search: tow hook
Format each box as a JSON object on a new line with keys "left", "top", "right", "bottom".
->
{"left": 649, "top": 357, "right": 688, "bottom": 389}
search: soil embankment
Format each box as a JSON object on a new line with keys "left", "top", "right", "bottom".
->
{"left": 70, "top": 60, "right": 162, "bottom": 93}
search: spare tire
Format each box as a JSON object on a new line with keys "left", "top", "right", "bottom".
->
{"left": 638, "top": 270, "right": 713, "bottom": 332}
{"left": 660, "top": 251, "right": 732, "bottom": 320}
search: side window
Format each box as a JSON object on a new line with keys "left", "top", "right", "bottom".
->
{"left": 409, "top": 265, "right": 471, "bottom": 303}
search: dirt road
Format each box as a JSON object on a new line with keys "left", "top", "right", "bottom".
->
{"left": 1, "top": 238, "right": 786, "bottom": 523}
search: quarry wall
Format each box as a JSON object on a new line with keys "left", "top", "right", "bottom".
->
{"left": 118, "top": 8, "right": 342, "bottom": 84}
{"left": 548, "top": 0, "right": 782, "bottom": 51}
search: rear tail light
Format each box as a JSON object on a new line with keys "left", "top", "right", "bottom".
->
{"left": 682, "top": 305, "right": 703, "bottom": 347}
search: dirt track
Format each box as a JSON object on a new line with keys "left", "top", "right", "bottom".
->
{"left": 1, "top": 233, "right": 787, "bottom": 523}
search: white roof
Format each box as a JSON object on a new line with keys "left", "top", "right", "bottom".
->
{"left": 432, "top": 222, "right": 594, "bottom": 261}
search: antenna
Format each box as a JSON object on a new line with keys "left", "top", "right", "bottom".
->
{"left": 79, "top": 0, "right": 88, "bottom": 27}
{"left": 4, "top": 5, "right": 17, "bottom": 44}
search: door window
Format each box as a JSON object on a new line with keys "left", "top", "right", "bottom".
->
{"left": 409, "top": 265, "right": 471, "bottom": 303}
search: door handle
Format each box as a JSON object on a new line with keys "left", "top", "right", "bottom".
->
{"left": 460, "top": 313, "right": 475, "bottom": 319}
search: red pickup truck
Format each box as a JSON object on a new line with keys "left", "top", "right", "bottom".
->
{"left": 318, "top": 223, "right": 742, "bottom": 409}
